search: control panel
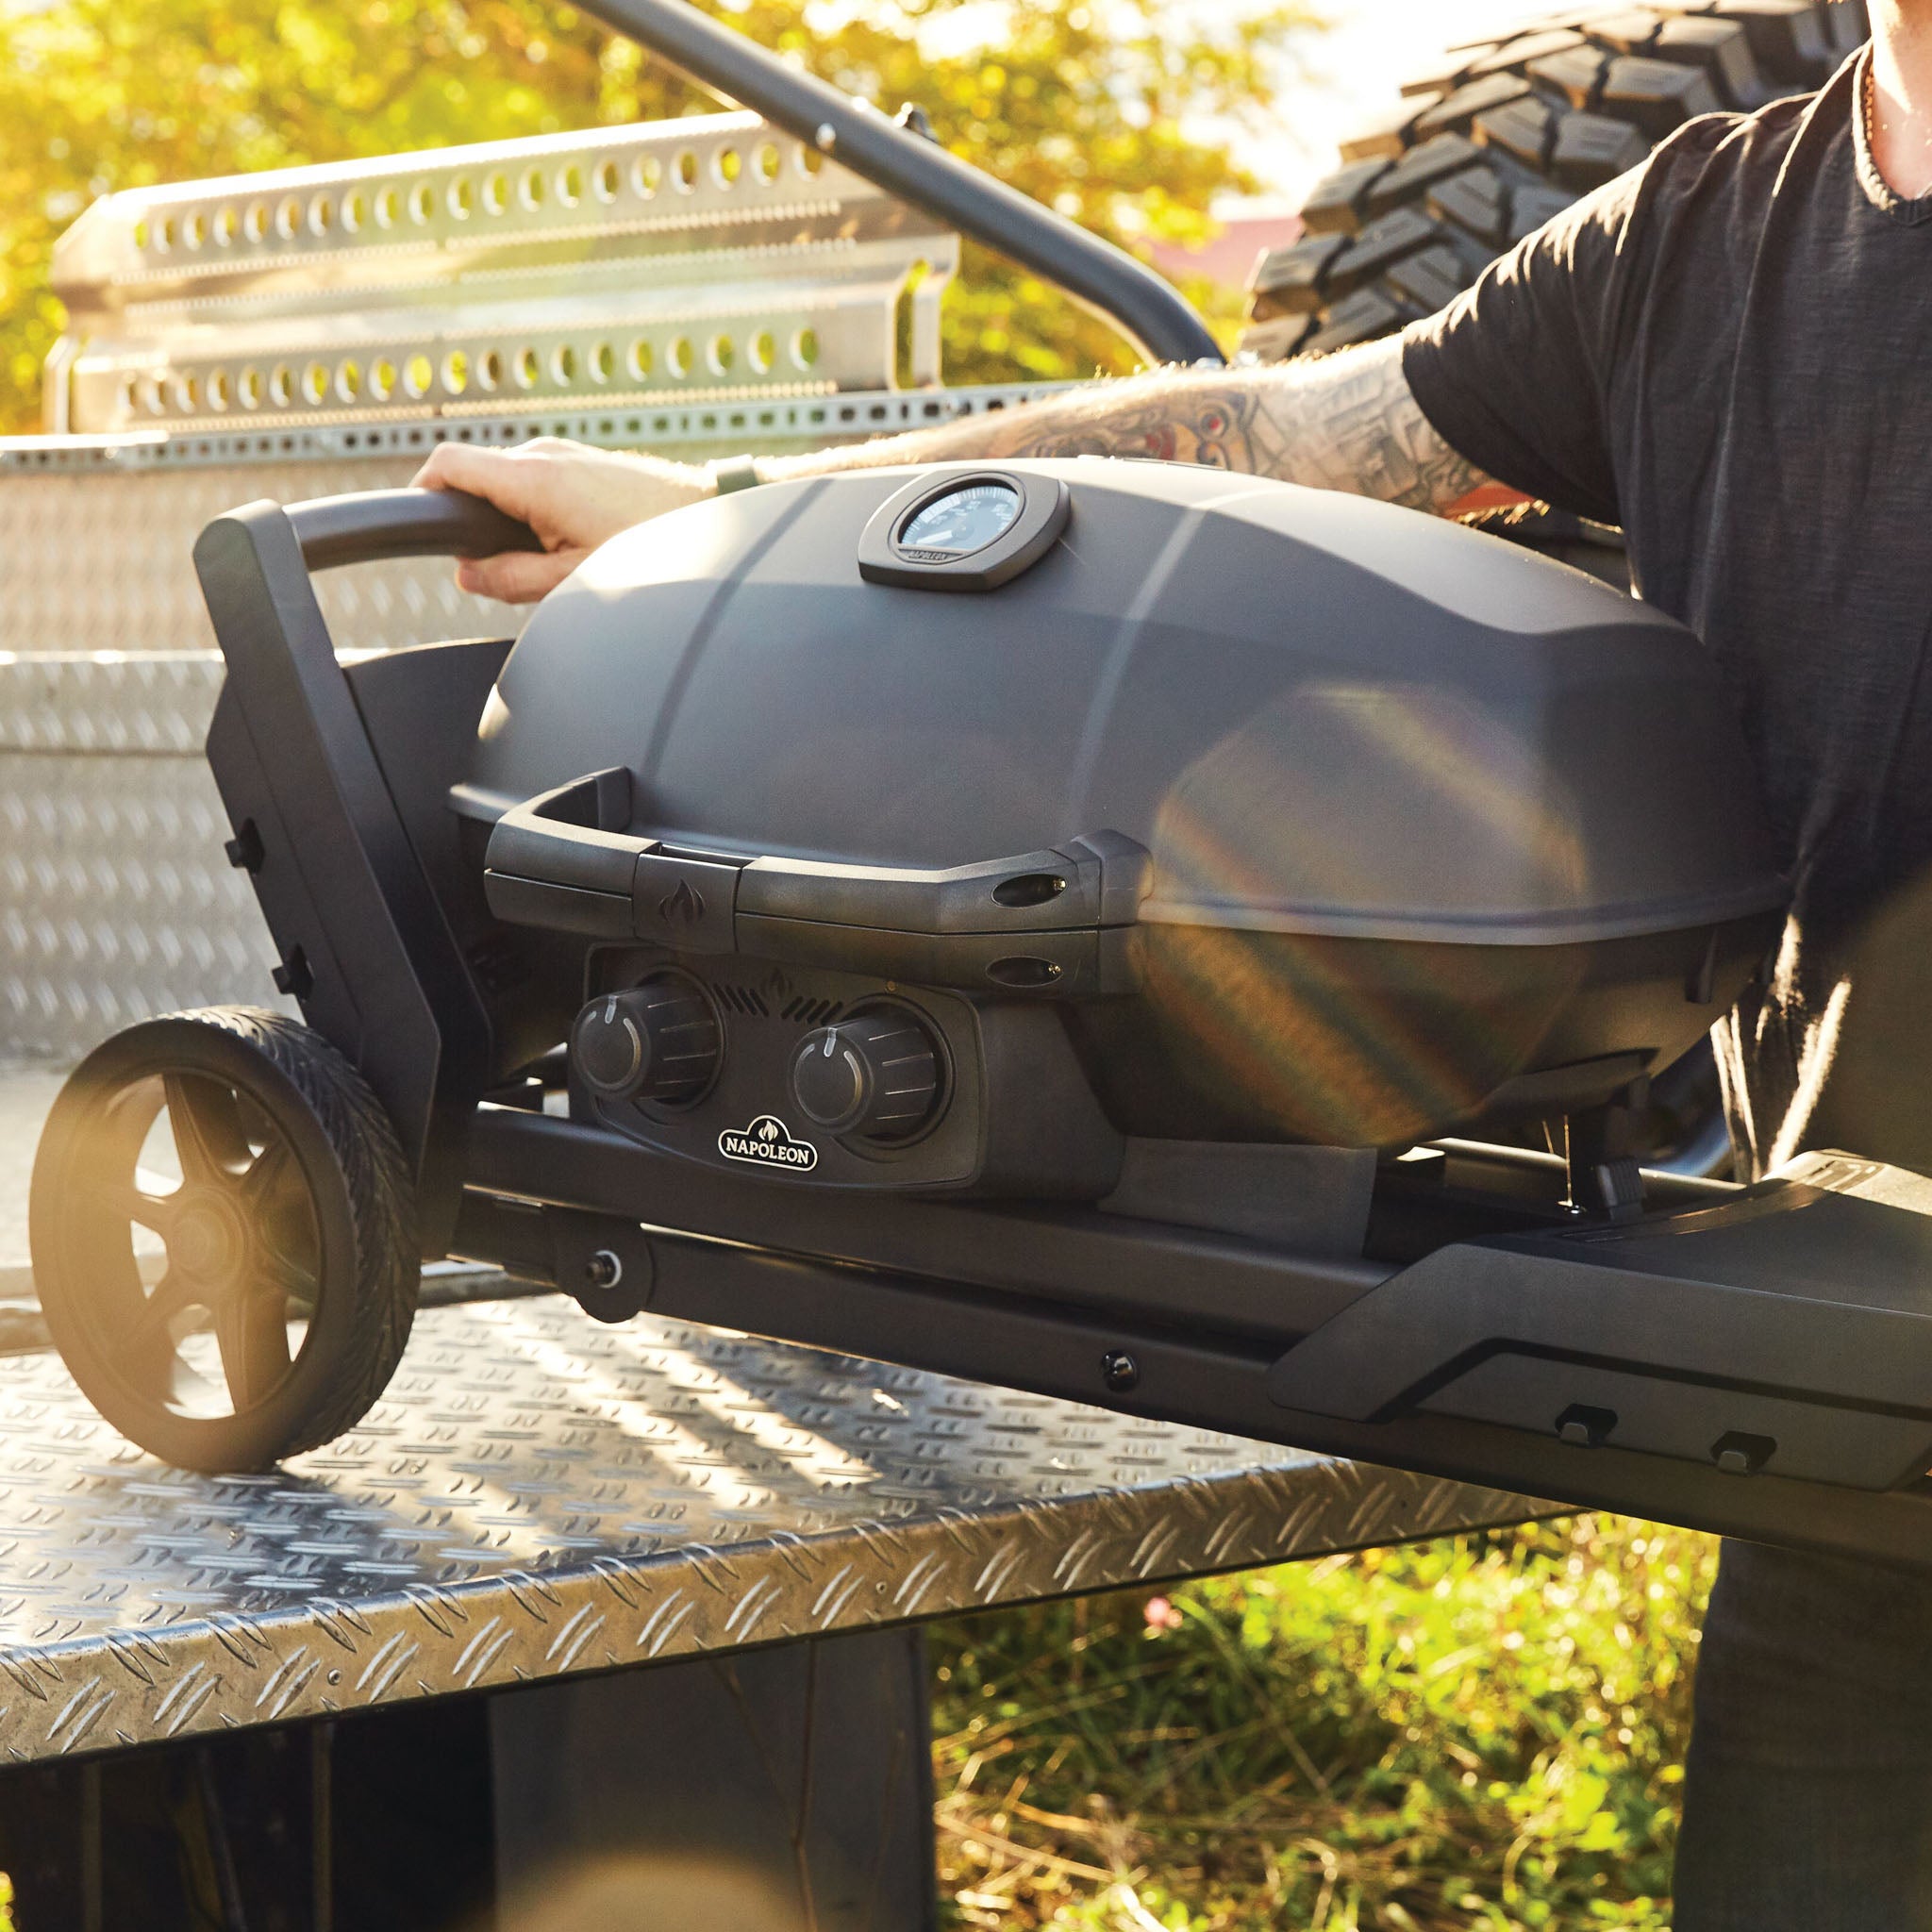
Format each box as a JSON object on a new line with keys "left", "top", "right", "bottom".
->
{"left": 571, "top": 952, "right": 978, "bottom": 1191}
{"left": 568, "top": 948, "right": 1122, "bottom": 1197}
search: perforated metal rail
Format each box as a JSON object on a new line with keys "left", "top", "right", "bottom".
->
{"left": 46, "top": 112, "right": 961, "bottom": 438}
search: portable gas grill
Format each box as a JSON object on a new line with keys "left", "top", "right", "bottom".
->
{"left": 28, "top": 0, "right": 1932, "bottom": 1570}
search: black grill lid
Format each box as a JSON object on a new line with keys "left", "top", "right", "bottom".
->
{"left": 457, "top": 458, "right": 1785, "bottom": 949}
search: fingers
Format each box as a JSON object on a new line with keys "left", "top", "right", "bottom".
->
{"left": 417, "top": 443, "right": 572, "bottom": 601}
{"left": 412, "top": 442, "right": 538, "bottom": 517}
{"left": 456, "top": 547, "right": 584, "bottom": 605}
{"left": 415, "top": 436, "right": 704, "bottom": 603}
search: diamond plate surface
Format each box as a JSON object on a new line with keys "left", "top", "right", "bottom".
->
{"left": 0, "top": 744, "right": 286, "bottom": 1060}
{"left": 0, "top": 1295, "right": 1540, "bottom": 1764}
{"left": 0, "top": 458, "right": 511, "bottom": 657}
{"left": 0, "top": 1064, "right": 61, "bottom": 1273}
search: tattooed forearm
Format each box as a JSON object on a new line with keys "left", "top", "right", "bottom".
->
{"left": 758, "top": 336, "right": 1494, "bottom": 515}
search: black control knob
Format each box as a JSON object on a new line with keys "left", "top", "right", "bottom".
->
{"left": 789, "top": 1006, "right": 941, "bottom": 1141}
{"left": 571, "top": 975, "right": 722, "bottom": 1105}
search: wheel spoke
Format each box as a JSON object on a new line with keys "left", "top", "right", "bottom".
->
{"left": 215, "top": 1287, "right": 291, "bottom": 1410}
{"left": 238, "top": 1138, "right": 292, "bottom": 1212}
{"left": 85, "top": 1179, "right": 179, "bottom": 1241}
{"left": 238, "top": 1140, "right": 318, "bottom": 1303}
{"left": 258, "top": 1244, "right": 319, "bottom": 1305}
{"left": 113, "top": 1269, "right": 203, "bottom": 1371}
{"left": 162, "top": 1074, "right": 249, "bottom": 1187}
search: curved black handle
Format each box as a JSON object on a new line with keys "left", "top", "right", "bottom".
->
{"left": 570, "top": 0, "right": 1223, "bottom": 370}
{"left": 479, "top": 769, "right": 1152, "bottom": 1005}
{"left": 284, "top": 488, "right": 543, "bottom": 573}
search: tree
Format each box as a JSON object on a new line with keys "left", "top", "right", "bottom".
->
{"left": 0, "top": 0, "right": 1318, "bottom": 434}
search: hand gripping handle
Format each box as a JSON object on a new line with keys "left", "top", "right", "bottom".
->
{"left": 282, "top": 487, "right": 543, "bottom": 572}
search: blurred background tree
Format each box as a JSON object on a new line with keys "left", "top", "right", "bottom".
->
{"left": 0, "top": 0, "right": 1319, "bottom": 433}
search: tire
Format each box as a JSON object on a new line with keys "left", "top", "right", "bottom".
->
{"left": 29, "top": 1008, "right": 419, "bottom": 1473}
{"left": 1243, "top": 0, "right": 1867, "bottom": 364}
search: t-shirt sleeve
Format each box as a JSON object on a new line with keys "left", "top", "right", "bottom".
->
{"left": 1401, "top": 168, "right": 1650, "bottom": 527}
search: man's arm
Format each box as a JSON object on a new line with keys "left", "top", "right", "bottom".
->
{"left": 415, "top": 336, "right": 1494, "bottom": 603}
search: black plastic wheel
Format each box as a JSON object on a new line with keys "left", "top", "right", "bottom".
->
{"left": 29, "top": 1008, "right": 419, "bottom": 1473}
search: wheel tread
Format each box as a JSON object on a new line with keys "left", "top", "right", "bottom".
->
{"left": 1249, "top": 233, "right": 1346, "bottom": 319}
{"left": 1428, "top": 162, "right": 1512, "bottom": 246}
{"left": 1415, "top": 73, "right": 1534, "bottom": 142}
{"left": 1324, "top": 205, "right": 1441, "bottom": 299}
{"left": 191, "top": 1008, "right": 418, "bottom": 1457}
{"left": 1552, "top": 108, "right": 1654, "bottom": 188}
{"left": 1533, "top": 42, "right": 1614, "bottom": 108}
{"left": 1470, "top": 29, "right": 1590, "bottom": 78}
{"left": 1363, "top": 132, "right": 1483, "bottom": 221}
{"left": 1245, "top": 0, "right": 1857, "bottom": 365}
{"left": 1474, "top": 94, "right": 1559, "bottom": 169}
{"left": 1585, "top": 9, "right": 1667, "bottom": 55}
{"left": 1602, "top": 52, "right": 1723, "bottom": 136}
{"left": 1300, "top": 156, "right": 1392, "bottom": 236}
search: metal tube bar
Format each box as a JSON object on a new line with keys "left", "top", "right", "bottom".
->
{"left": 459, "top": 1107, "right": 1390, "bottom": 1341}
{"left": 632, "top": 1219, "right": 1932, "bottom": 1573}
{"left": 571, "top": 0, "right": 1224, "bottom": 369}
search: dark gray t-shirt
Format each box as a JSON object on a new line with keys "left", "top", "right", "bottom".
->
{"left": 1403, "top": 48, "right": 1932, "bottom": 1179}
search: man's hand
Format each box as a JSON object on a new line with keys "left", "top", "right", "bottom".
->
{"left": 412, "top": 438, "right": 713, "bottom": 602}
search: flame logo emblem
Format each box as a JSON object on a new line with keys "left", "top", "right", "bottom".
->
{"left": 658, "top": 878, "right": 706, "bottom": 927}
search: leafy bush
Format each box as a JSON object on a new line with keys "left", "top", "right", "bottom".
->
{"left": 0, "top": 0, "right": 1311, "bottom": 431}
{"left": 930, "top": 1516, "right": 1717, "bottom": 1930}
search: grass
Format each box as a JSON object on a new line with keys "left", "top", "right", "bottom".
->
{"left": 928, "top": 1516, "right": 1717, "bottom": 1931}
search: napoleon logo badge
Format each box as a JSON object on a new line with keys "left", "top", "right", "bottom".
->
{"left": 718, "top": 1115, "right": 820, "bottom": 1172}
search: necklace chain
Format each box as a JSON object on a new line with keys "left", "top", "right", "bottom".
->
{"left": 1864, "top": 56, "right": 1932, "bottom": 202}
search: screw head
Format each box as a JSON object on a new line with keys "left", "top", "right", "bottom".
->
{"left": 1101, "top": 1349, "right": 1140, "bottom": 1394}
{"left": 584, "top": 1250, "right": 623, "bottom": 1291}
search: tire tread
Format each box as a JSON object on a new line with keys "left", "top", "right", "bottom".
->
{"left": 1239, "top": 0, "right": 1866, "bottom": 364}
{"left": 191, "top": 1008, "right": 420, "bottom": 1457}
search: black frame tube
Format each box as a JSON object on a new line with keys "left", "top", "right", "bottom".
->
{"left": 452, "top": 1109, "right": 1932, "bottom": 1573}
{"left": 570, "top": 0, "right": 1224, "bottom": 369}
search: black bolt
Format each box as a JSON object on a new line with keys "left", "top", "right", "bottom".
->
{"left": 584, "top": 1250, "right": 623, "bottom": 1291}
{"left": 1555, "top": 1404, "right": 1617, "bottom": 1449}
{"left": 224, "top": 819, "right": 264, "bottom": 873}
{"left": 271, "top": 946, "right": 312, "bottom": 1000}
{"left": 1101, "top": 1349, "right": 1140, "bottom": 1394}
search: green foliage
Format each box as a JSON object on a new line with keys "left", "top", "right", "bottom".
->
{"left": 0, "top": 0, "right": 1315, "bottom": 432}
{"left": 930, "top": 1516, "right": 1717, "bottom": 1930}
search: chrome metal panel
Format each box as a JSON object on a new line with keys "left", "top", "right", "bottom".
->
{"left": 0, "top": 1063, "right": 63, "bottom": 1272}
{"left": 0, "top": 1293, "right": 1541, "bottom": 1764}
{"left": 52, "top": 112, "right": 958, "bottom": 433}
{"left": 0, "top": 382, "right": 1069, "bottom": 657}
{"left": 0, "top": 459, "right": 517, "bottom": 657}
{"left": 0, "top": 743, "right": 287, "bottom": 1061}
{"left": 0, "top": 655, "right": 286, "bottom": 1059}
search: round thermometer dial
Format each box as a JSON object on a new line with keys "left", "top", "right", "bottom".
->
{"left": 897, "top": 480, "right": 1023, "bottom": 558}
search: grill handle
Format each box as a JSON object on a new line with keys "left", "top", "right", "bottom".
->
{"left": 480, "top": 769, "right": 1150, "bottom": 991}
{"left": 284, "top": 488, "right": 543, "bottom": 572}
